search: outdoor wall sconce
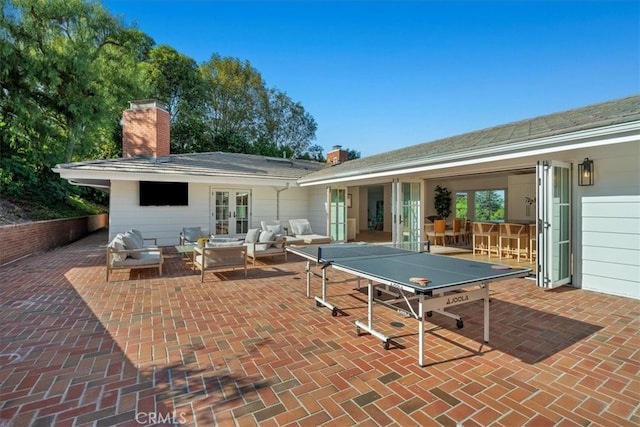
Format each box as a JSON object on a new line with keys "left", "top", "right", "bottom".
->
{"left": 578, "top": 158, "right": 594, "bottom": 186}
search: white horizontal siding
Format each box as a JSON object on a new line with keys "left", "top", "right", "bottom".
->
{"left": 110, "top": 181, "right": 211, "bottom": 245}
{"left": 582, "top": 232, "right": 640, "bottom": 251}
{"left": 251, "top": 185, "right": 311, "bottom": 230}
{"left": 582, "top": 217, "right": 640, "bottom": 234}
{"left": 109, "top": 180, "right": 325, "bottom": 245}
{"left": 581, "top": 195, "right": 640, "bottom": 299}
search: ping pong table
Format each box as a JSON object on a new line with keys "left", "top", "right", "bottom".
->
{"left": 287, "top": 242, "right": 531, "bottom": 366}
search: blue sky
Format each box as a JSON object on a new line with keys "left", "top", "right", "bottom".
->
{"left": 102, "top": 1, "right": 639, "bottom": 157}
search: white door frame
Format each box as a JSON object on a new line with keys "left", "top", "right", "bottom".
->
{"left": 536, "top": 160, "right": 572, "bottom": 288}
{"left": 210, "top": 188, "right": 251, "bottom": 237}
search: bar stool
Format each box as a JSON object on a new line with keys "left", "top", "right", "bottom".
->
{"left": 445, "top": 218, "right": 464, "bottom": 245}
{"left": 529, "top": 223, "right": 537, "bottom": 264}
{"left": 499, "top": 223, "right": 529, "bottom": 262}
{"left": 473, "top": 222, "right": 499, "bottom": 258}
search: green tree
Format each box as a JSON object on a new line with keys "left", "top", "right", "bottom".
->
{"left": 200, "top": 54, "right": 265, "bottom": 150}
{"left": 142, "top": 45, "right": 208, "bottom": 153}
{"left": 199, "top": 54, "right": 318, "bottom": 158}
{"left": 347, "top": 149, "right": 361, "bottom": 160}
{"left": 259, "top": 88, "right": 317, "bottom": 158}
{"left": 0, "top": 0, "right": 151, "bottom": 199}
{"left": 475, "top": 190, "right": 504, "bottom": 221}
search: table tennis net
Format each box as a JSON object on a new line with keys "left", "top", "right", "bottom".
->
{"left": 317, "top": 243, "right": 423, "bottom": 263}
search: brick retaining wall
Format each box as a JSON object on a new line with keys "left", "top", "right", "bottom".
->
{"left": 0, "top": 214, "right": 108, "bottom": 265}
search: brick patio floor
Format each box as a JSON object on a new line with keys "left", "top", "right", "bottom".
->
{"left": 1, "top": 230, "right": 638, "bottom": 426}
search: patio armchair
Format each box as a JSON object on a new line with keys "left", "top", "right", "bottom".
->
{"left": 243, "top": 228, "right": 288, "bottom": 265}
{"left": 106, "top": 230, "right": 163, "bottom": 281}
{"left": 193, "top": 244, "right": 247, "bottom": 282}
{"left": 179, "top": 226, "right": 209, "bottom": 245}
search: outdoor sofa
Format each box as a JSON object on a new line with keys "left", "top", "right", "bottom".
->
{"left": 287, "top": 219, "right": 332, "bottom": 244}
{"left": 106, "top": 229, "right": 163, "bottom": 281}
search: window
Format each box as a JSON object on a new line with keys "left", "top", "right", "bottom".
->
{"left": 474, "top": 190, "right": 505, "bottom": 221}
{"left": 455, "top": 192, "right": 468, "bottom": 218}
{"left": 454, "top": 190, "right": 505, "bottom": 221}
{"left": 139, "top": 181, "right": 188, "bottom": 206}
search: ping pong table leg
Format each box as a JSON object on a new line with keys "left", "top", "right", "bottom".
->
{"left": 483, "top": 283, "right": 490, "bottom": 343}
{"left": 354, "top": 280, "right": 391, "bottom": 349}
{"left": 367, "top": 280, "right": 373, "bottom": 330}
{"left": 322, "top": 266, "right": 327, "bottom": 302}
{"left": 305, "top": 261, "right": 311, "bottom": 298}
{"left": 419, "top": 294, "right": 425, "bottom": 367}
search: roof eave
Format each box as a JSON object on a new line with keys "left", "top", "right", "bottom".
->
{"left": 298, "top": 121, "right": 640, "bottom": 186}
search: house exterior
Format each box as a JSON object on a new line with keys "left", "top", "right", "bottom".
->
{"left": 54, "top": 100, "right": 330, "bottom": 246}
{"left": 54, "top": 96, "right": 640, "bottom": 299}
{"left": 297, "top": 95, "right": 640, "bottom": 299}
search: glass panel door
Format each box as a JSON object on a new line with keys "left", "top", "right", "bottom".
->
{"left": 329, "top": 188, "right": 346, "bottom": 241}
{"left": 392, "top": 180, "right": 422, "bottom": 250}
{"left": 213, "top": 190, "right": 230, "bottom": 236}
{"left": 402, "top": 182, "right": 422, "bottom": 251}
{"left": 235, "top": 191, "right": 250, "bottom": 235}
{"left": 211, "top": 189, "right": 251, "bottom": 236}
{"left": 537, "top": 161, "right": 572, "bottom": 288}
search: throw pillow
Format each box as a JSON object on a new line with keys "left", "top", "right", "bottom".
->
{"left": 266, "top": 224, "right": 283, "bottom": 235}
{"left": 299, "top": 222, "right": 313, "bottom": 235}
{"left": 259, "top": 230, "right": 275, "bottom": 243}
{"left": 272, "top": 237, "right": 285, "bottom": 249}
{"left": 245, "top": 228, "right": 261, "bottom": 243}
{"left": 254, "top": 243, "right": 270, "bottom": 251}
{"left": 109, "top": 234, "right": 127, "bottom": 262}
{"left": 122, "top": 231, "right": 142, "bottom": 259}
{"left": 129, "top": 229, "right": 145, "bottom": 247}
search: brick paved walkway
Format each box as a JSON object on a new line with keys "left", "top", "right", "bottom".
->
{"left": 1, "top": 230, "right": 638, "bottom": 426}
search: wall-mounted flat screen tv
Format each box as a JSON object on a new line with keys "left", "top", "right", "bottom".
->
{"left": 139, "top": 181, "right": 188, "bottom": 206}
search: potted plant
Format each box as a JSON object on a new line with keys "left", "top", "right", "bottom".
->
{"left": 434, "top": 185, "right": 452, "bottom": 219}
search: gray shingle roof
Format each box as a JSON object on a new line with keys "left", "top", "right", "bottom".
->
{"left": 55, "top": 151, "right": 326, "bottom": 180}
{"left": 299, "top": 94, "right": 640, "bottom": 183}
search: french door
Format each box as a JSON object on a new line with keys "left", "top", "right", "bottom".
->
{"left": 210, "top": 189, "right": 250, "bottom": 237}
{"left": 391, "top": 180, "right": 422, "bottom": 250}
{"left": 536, "top": 161, "right": 572, "bottom": 288}
{"left": 328, "top": 187, "right": 347, "bottom": 242}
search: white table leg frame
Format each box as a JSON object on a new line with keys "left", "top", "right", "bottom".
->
{"left": 355, "top": 280, "right": 392, "bottom": 349}
{"left": 355, "top": 281, "right": 491, "bottom": 366}
{"left": 307, "top": 262, "right": 340, "bottom": 316}
{"left": 315, "top": 263, "right": 339, "bottom": 316}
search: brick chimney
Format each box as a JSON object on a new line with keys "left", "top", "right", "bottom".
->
{"left": 122, "top": 100, "right": 170, "bottom": 158}
{"left": 327, "top": 145, "right": 348, "bottom": 164}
